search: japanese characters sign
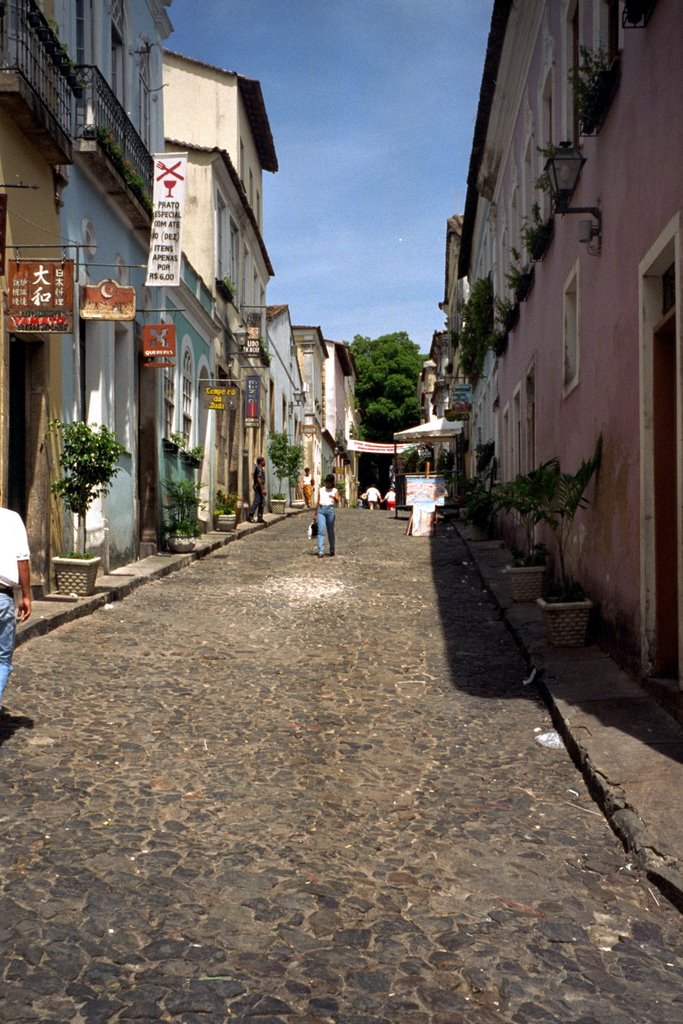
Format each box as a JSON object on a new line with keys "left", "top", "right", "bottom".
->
{"left": 245, "top": 375, "right": 260, "bottom": 426}
{"left": 8, "top": 259, "right": 74, "bottom": 333}
{"left": 142, "top": 324, "right": 176, "bottom": 368}
{"left": 145, "top": 153, "right": 187, "bottom": 287}
{"left": 202, "top": 383, "right": 239, "bottom": 411}
{"left": 80, "top": 279, "right": 136, "bottom": 320}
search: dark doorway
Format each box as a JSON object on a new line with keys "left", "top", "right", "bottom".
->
{"left": 652, "top": 308, "right": 678, "bottom": 677}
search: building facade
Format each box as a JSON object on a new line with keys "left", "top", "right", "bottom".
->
{"left": 459, "top": 0, "right": 683, "bottom": 681}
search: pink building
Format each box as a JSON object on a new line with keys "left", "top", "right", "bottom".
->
{"left": 459, "top": 0, "right": 683, "bottom": 682}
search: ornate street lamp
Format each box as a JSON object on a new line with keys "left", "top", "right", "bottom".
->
{"left": 544, "top": 141, "right": 602, "bottom": 254}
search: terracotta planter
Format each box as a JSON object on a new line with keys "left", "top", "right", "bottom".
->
{"left": 166, "top": 535, "right": 196, "bottom": 553}
{"left": 52, "top": 556, "right": 101, "bottom": 597}
{"left": 537, "top": 597, "right": 593, "bottom": 646}
{"left": 507, "top": 564, "right": 546, "bottom": 602}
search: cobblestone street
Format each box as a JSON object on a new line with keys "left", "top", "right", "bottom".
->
{"left": 2, "top": 510, "right": 683, "bottom": 1023}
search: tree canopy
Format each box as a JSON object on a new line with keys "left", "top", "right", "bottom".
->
{"left": 350, "top": 331, "right": 424, "bottom": 442}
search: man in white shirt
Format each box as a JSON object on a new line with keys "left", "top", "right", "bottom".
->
{"left": 0, "top": 507, "right": 31, "bottom": 711}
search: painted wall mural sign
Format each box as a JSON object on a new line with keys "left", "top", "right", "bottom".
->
{"left": 145, "top": 153, "right": 187, "bottom": 287}
{"left": 8, "top": 259, "right": 74, "bottom": 333}
{"left": 80, "top": 279, "right": 136, "bottom": 320}
{"left": 142, "top": 323, "right": 176, "bottom": 368}
{"left": 245, "top": 375, "right": 260, "bottom": 426}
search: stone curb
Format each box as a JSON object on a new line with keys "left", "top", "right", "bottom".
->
{"left": 16, "top": 508, "right": 306, "bottom": 651}
{"left": 455, "top": 522, "right": 683, "bottom": 913}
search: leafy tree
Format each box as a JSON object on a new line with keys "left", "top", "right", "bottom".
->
{"left": 350, "top": 331, "right": 424, "bottom": 441}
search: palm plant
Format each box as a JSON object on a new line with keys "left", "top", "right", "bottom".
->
{"left": 495, "top": 460, "right": 559, "bottom": 565}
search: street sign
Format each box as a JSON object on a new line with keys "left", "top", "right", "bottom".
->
{"left": 81, "top": 279, "right": 136, "bottom": 320}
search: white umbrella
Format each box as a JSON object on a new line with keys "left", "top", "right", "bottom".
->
{"left": 393, "top": 417, "right": 463, "bottom": 442}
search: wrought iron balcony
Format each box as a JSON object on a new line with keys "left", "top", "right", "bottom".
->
{"left": 74, "top": 65, "right": 153, "bottom": 227}
{"left": 0, "top": 0, "right": 73, "bottom": 164}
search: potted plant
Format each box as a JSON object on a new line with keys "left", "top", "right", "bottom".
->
{"left": 623, "top": 0, "right": 657, "bottom": 27}
{"left": 48, "top": 420, "right": 125, "bottom": 596}
{"left": 521, "top": 203, "right": 554, "bottom": 262}
{"left": 536, "top": 438, "right": 602, "bottom": 645}
{"left": 459, "top": 276, "right": 498, "bottom": 380}
{"left": 267, "top": 430, "right": 304, "bottom": 513}
{"left": 214, "top": 490, "right": 238, "bottom": 531}
{"left": 495, "top": 460, "right": 558, "bottom": 601}
{"left": 572, "top": 45, "right": 620, "bottom": 136}
{"left": 462, "top": 463, "right": 498, "bottom": 539}
{"left": 216, "top": 276, "right": 236, "bottom": 302}
{"left": 505, "top": 248, "right": 535, "bottom": 303}
{"left": 163, "top": 476, "right": 205, "bottom": 552}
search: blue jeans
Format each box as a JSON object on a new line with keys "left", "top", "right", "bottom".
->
{"left": 0, "top": 592, "right": 16, "bottom": 706}
{"left": 317, "top": 506, "right": 335, "bottom": 555}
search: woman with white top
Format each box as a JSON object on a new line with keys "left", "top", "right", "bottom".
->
{"left": 315, "top": 473, "right": 339, "bottom": 557}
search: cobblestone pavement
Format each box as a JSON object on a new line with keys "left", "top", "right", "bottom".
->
{"left": 2, "top": 510, "right": 683, "bottom": 1023}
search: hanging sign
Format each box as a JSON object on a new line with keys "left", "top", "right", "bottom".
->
{"left": 80, "top": 279, "right": 136, "bottom": 320}
{"left": 245, "top": 375, "right": 260, "bottom": 426}
{"left": 145, "top": 153, "right": 187, "bottom": 287}
{"left": 0, "top": 195, "right": 7, "bottom": 275}
{"left": 450, "top": 382, "right": 473, "bottom": 415}
{"left": 241, "top": 307, "right": 265, "bottom": 357}
{"left": 202, "top": 383, "right": 239, "bottom": 411}
{"left": 8, "top": 259, "right": 74, "bottom": 332}
{"left": 142, "top": 323, "right": 176, "bottom": 367}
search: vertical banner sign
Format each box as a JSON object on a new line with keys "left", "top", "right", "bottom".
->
{"left": 8, "top": 260, "right": 74, "bottom": 332}
{"left": 245, "top": 375, "right": 260, "bottom": 427}
{"left": 0, "top": 194, "right": 7, "bottom": 276}
{"left": 145, "top": 153, "right": 187, "bottom": 287}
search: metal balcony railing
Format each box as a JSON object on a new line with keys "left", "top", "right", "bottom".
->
{"left": 75, "top": 65, "right": 153, "bottom": 203}
{"left": 0, "top": 0, "right": 73, "bottom": 159}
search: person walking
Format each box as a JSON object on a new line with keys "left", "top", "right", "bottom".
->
{"left": 301, "top": 467, "right": 314, "bottom": 508}
{"left": 0, "top": 507, "right": 31, "bottom": 713}
{"left": 315, "top": 473, "right": 339, "bottom": 558}
{"left": 247, "top": 456, "right": 267, "bottom": 523}
{"left": 364, "top": 483, "right": 382, "bottom": 510}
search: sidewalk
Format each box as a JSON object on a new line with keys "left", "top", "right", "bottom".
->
{"left": 457, "top": 522, "right": 683, "bottom": 912}
{"left": 16, "top": 508, "right": 305, "bottom": 648}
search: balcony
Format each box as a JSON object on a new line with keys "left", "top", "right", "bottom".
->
{"left": 0, "top": 0, "right": 73, "bottom": 164}
{"left": 74, "top": 65, "right": 153, "bottom": 229}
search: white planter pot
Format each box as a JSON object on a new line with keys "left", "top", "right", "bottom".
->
{"left": 537, "top": 597, "right": 593, "bottom": 647}
{"left": 271, "top": 499, "right": 287, "bottom": 515}
{"left": 506, "top": 564, "right": 546, "bottom": 602}
{"left": 216, "top": 513, "right": 236, "bottom": 531}
{"left": 52, "top": 556, "right": 101, "bottom": 597}
{"left": 167, "top": 535, "right": 197, "bottom": 553}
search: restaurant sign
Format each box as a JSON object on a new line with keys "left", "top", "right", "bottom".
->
{"left": 241, "top": 307, "right": 265, "bottom": 357}
{"left": 8, "top": 259, "right": 74, "bottom": 333}
{"left": 142, "top": 323, "right": 176, "bottom": 368}
{"left": 81, "top": 279, "right": 136, "bottom": 320}
{"left": 202, "top": 382, "right": 239, "bottom": 412}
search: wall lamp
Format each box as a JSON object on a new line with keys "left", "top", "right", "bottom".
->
{"left": 544, "top": 141, "right": 602, "bottom": 254}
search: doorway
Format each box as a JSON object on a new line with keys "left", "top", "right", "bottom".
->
{"left": 652, "top": 309, "right": 678, "bottom": 677}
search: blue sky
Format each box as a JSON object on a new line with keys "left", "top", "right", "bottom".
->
{"left": 167, "top": 0, "right": 492, "bottom": 351}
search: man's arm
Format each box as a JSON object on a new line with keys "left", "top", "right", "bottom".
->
{"left": 16, "top": 559, "right": 31, "bottom": 623}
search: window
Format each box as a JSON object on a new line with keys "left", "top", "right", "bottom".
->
{"left": 513, "top": 387, "right": 522, "bottom": 477}
{"left": 138, "top": 49, "right": 151, "bottom": 147}
{"left": 164, "top": 364, "right": 175, "bottom": 439}
{"left": 216, "top": 193, "right": 227, "bottom": 278}
{"left": 563, "top": 263, "right": 580, "bottom": 392}
{"left": 114, "top": 325, "right": 132, "bottom": 449}
{"left": 111, "top": 0, "right": 125, "bottom": 102}
{"left": 526, "top": 365, "right": 536, "bottom": 472}
{"left": 182, "top": 347, "right": 194, "bottom": 441}
{"left": 230, "top": 219, "right": 239, "bottom": 284}
{"left": 241, "top": 244, "right": 249, "bottom": 305}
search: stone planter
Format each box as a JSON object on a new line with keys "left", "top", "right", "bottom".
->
{"left": 166, "top": 535, "right": 197, "bottom": 553}
{"left": 271, "top": 498, "right": 287, "bottom": 515}
{"left": 291, "top": 500, "right": 306, "bottom": 510}
{"left": 52, "top": 556, "right": 101, "bottom": 597}
{"left": 507, "top": 564, "right": 546, "bottom": 602}
{"left": 537, "top": 597, "right": 593, "bottom": 647}
{"left": 216, "top": 513, "right": 236, "bottom": 532}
